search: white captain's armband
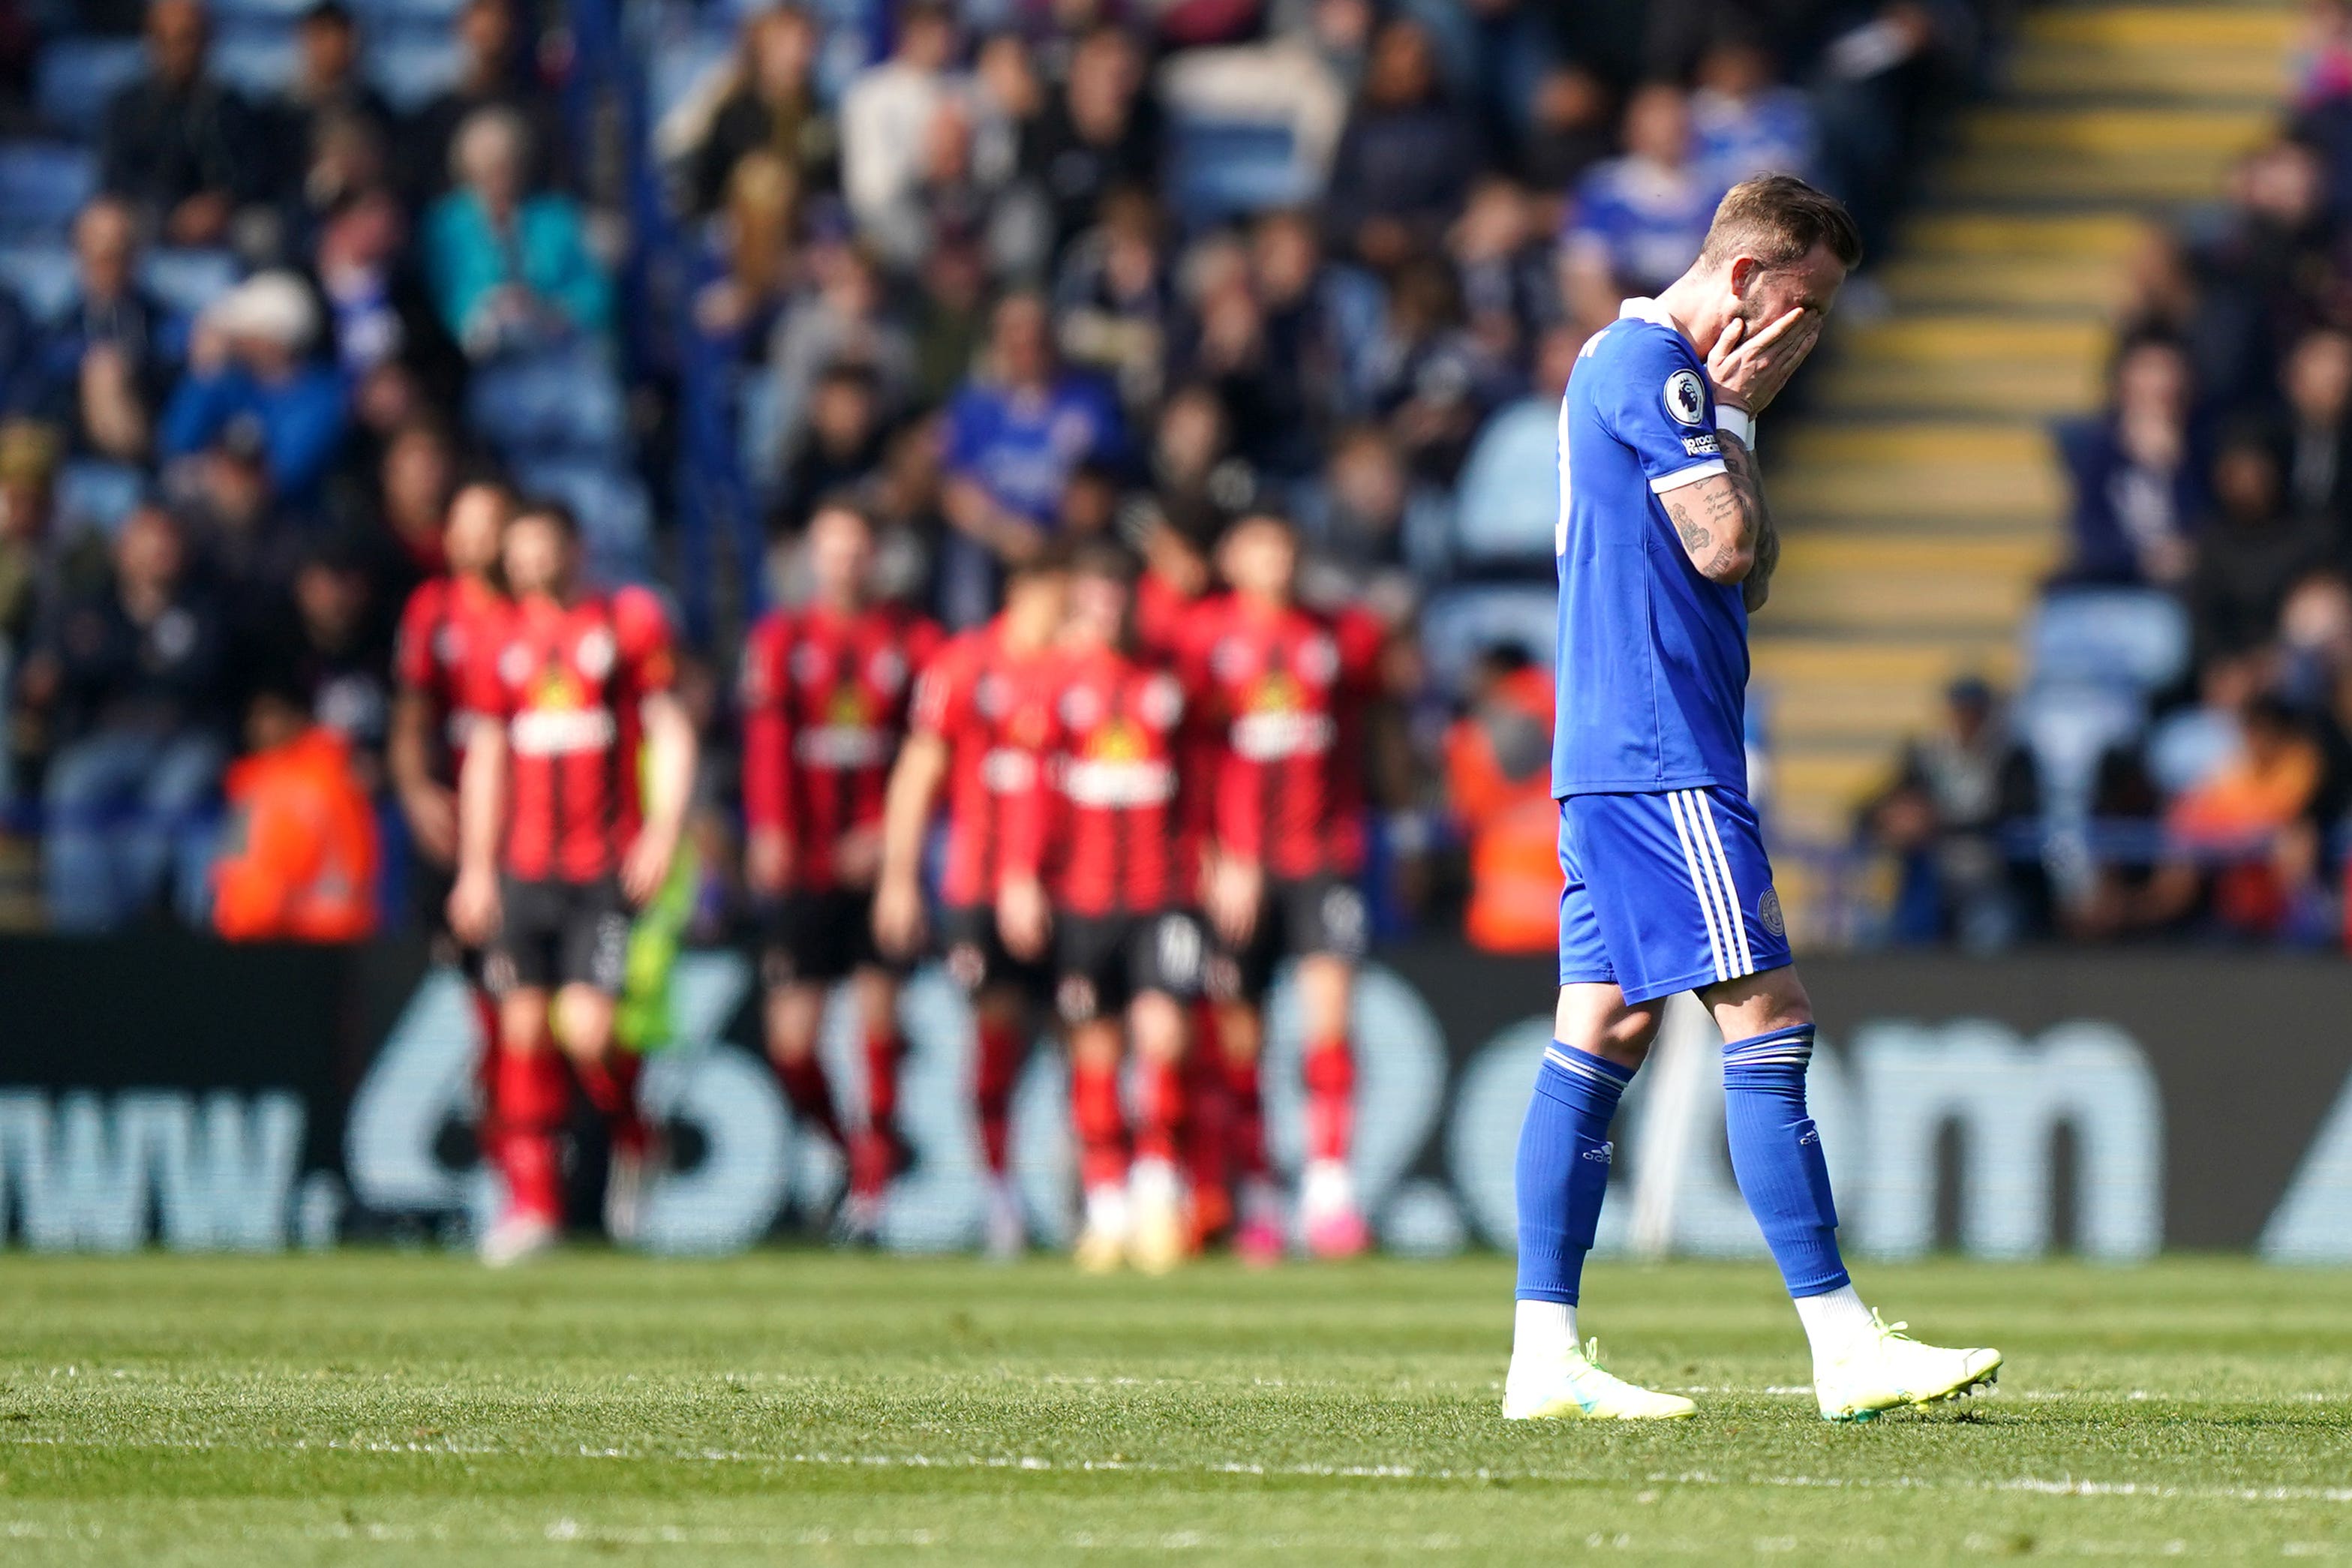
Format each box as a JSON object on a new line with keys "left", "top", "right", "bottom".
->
{"left": 1714, "top": 406, "right": 1756, "bottom": 449}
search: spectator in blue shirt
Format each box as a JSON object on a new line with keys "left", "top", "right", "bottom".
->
{"left": 1691, "top": 37, "right": 1818, "bottom": 189}
{"left": 158, "top": 272, "right": 349, "bottom": 506}
{"left": 939, "top": 290, "right": 1125, "bottom": 625}
{"left": 1560, "top": 83, "right": 1722, "bottom": 327}
{"left": 422, "top": 105, "right": 612, "bottom": 359}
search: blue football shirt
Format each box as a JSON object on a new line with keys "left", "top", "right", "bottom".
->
{"left": 1551, "top": 297, "right": 1752, "bottom": 798}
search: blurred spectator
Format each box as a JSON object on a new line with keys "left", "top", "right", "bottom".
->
{"left": 1860, "top": 677, "right": 2044, "bottom": 948}
{"left": 2280, "top": 326, "right": 2352, "bottom": 531}
{"left": 840, "top": 2, "right": 961, "bottom": 243}
{"left": 237, "top": 541, "right": 391, "bottom": 778}
{"left": 264, "top": 1, "right": 394, "bottom": 206}
{"left": 1451, "top": 323, "right": 1585, "bottom": 570}
{"left": 1324, "top": 17, "right": 1482, "bottom": 272}
{"left": 314, "top": 188, "right": 435, "bottom": 382}
{"left": 2150, "top": 695, "right": 2326, "bottom": 940}
{"left": 2190, "top": 138, "right": 2338, "bottom": 411}
{"left": 1690, "top": 34, "right": 1816, "bottom": 188}
{"left": 99, "top": 0, "right": 254, "bottom": 248}
{"left": 1026, "top": 27, "right": 1158, "bottom": 257}
{"left": 1362, "top": 258, "right": 1512, "bottom": 482}
{"left": 939, "top": 291, "right": 1125, "bottom": 625}
{"left": 2056, "top": 337, "right": 2204, "bottom": 587}
{"left": 356, "top": 417, "right": 455, "bottom": 584}
{"left": 1560, "top": 83, "right": 1718, "bottom": 327}
{"left": 1811, "top": 0, "right": 1969, "bottom": 262}
{"left": 864, "top": 95, "right": 1043, "bottom": 281}
{"left": 211, "top": 679, "right": 377, "bottom": 942}
{"left": 405, "top": 0, "right": 564, "bottom": 203}
{"left": 22, "top": 504, "right": 227, "bottom": 930}
{"left": 422, "top": 107, "right": 612, "bottom": 359}
{"left": 1443, "top": 642, "right": 1557, "bottom": 954}
{"left": 0, "top": 424, "right": 106, "bottom": 814}
{"left": 1299, "top": 423, "right": 1445, "bottom": 602}
{"left": 158, "top": 272, "right": 348, "bottom": 506}
{"left": 2185, "top": 422, "right": 2329, "bottom": 663}
{"left": 1243, "top": 210, "right": 1348, "bottom": 478}
{"left": 29, "top": 197, "right": 173, "bottom": 462}
{"left": 1448, "top": 177, "right": 1557, "bottom": 377}
{"left": 776, "top": 363, "right": 888, "bottom": 533}
{"left": 758, "top": 244, "right": 916, "bottom": 494}
{"left": 694, "top": 150, "right": 799, "bottom": 345}
{"left": 1053, "top": 185, "right": 1174, "bottom": 414}
{"left": 1518, "top": 65, "right": 1615, "bottom": 199}
{"left": 686, "top": 6, "right": 837, "bottom": 219}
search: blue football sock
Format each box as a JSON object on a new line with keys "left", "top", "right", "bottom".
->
{"left": 1514, "top": 1044, "right": 1636, "bottom": 1305}
{"left": 1722, "top": 1024, "right": 1850, "bottom": 1298}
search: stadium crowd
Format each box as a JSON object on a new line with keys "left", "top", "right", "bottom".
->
{"left": 1861, "top": 2, "right": 2352, "bottom": 951}
{"left": 0, "top": 0, "right": 1980, "bottom": 946}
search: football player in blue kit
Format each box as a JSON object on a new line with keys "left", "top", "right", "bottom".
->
{"left": 1507, "top": 175, "right": 2002, "bottom": 1422}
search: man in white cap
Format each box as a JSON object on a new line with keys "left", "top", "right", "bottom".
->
{"left": 157, "top": 271, "right": 350, "bottom": 505}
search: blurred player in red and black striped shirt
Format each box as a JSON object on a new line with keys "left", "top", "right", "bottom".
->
{"left": 996, "top": 544, "right": 1202, "bottom": 1275}
{"left": 448, "top": 499, "right": 698, "bottom": 1266}
{"left": 873, "top": 551, "right": 1068, "bottom": 1257}
{"left": 1178, "top": 512, "right": 1383, "bottom": 1260}
{"left": 740, "top": 502, "right": 942, "bottom": 1243}
{"left": 388, "top": 479, "right": 512, "bottom": 1142}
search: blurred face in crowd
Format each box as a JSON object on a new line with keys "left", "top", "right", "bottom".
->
{"left": 1251, "top": 211, "right": 1319, "bottom": 307}
{"left": 1058, "top": 467, "right": 1119, "bottom": 536}
{"left": 455, "top": 109, "right": 529, "bottom": 213}
{"left": 2286, "top": 329, "right": 2352, "bottom": 428}
{"left": 1218, "top": 515, "right": 1297, "bottom": 603}
{"left": 246, "top": 692, "right": 308, "bottom": 754}
{"left": 749, "top": 7, "right": 816, "bottom": 101}
{"left": 442, "top": 482, "right": 509, "bottom": 579}
{"left": 807, "top": 504, "right": 873, "bottom": 607}
{"left": 1363, "top": 20, "right": 1437, "bottom": 110}
{"left": 808, "top": 371, "right": 878, "bottom": 455}
{"left": 921, "top": 99, "right": 975, "bottom": 187}
{"left": 1623, "top": 85, "right": 1692, "bottom": 170}
{"left": 502, "top": 509, "right": 573, "bottom": 599}
{"left": 296, "top": 560, "right": 368, "bottom": 647}
{"left": 1068, "top": 29, "right": 1140, "bottom": 137}
{"left": 1696, "top": 40, "right": 1772, "bottom": 101}
{"left": 73, "top": 199, "right": 137, "bottom": 302}
{"left": 2213, "top": 439, "right": 2282, "bottom": 524}
{"left": 1000, "top": 566, "right": 1068, "bottom": 650}
{"left": 147, "top": 0, "right": 209, "bottom": 88}
{"left": 1065, "top": 563, "right": 1129, "bottom": 650}
{"left": 2241, "top": 140, "right": 2324, "bottom": 230}
{"left": 992, "top": 294, "right": 1053, "bottom": 388}
{"left": 461, "top": 0, "right": 515, "bottom": 77}
{"left": 1156, "top": 387, "right": 1226, "bottom": 483}
{"left": 1329, "top": 431, "right": 1406, "bottom": 533}
{"left": 383, "top": 425, "right": 455, "bottom": 527}
{"left": 116, "top": 506, "right": 185, "bottom": 598}
{"left": 899, "top": 9, "right": 956, "bottom": 72}
{"left": 1536, "top": 324, "right": 1587, "bottom": 398}
{"left": 299, "top": 11, "right": 360, "bottom": 94}
{"left": 2115, "top": 340, "right": 2190, "bottom": 422}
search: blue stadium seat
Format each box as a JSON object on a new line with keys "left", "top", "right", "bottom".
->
{"left": 367, "top": 31, "right": 466, "bottom": 114}
{"left": 34, "top": 39, "right": 145, "bottom": 142}
{"left": 1168, "top": 116, "right": 1309, "bottom": 226}
{"left": 0, "top": 240, "right": 78, "bottom": 321}
{"left": 350, "top": 0, "right": 469, "bottom": 20}
{"left": 465, "top": 344, "right": 629, "bottom": 459}
{"left": 1452, "top": 398, "right": 1560, "bottom": 570}
{"left": 2026, "top": 589, "right": 2191, "bottom": 692}
{"left": 2013, "top": 680, "right": 2147, "bottom": 819}
{"left": 0, "top": 143, "right": 98, "bottom": 236}
{"left": 211, "top": 29, "right": 300, "bottom": 99}
{"left": 54, "top": 461, "right": 147, "bottom": 536}
{"left": 139, "top": 248, "right": 240, "bottom": 320}
{"left": 1418, "top": 584, "right": 1557, "bottom": 698}
{"left": 208, "top": 0, "right": 316, "bottom": 19}
{"left": 510, "top": 457, "right": 653, "bottom": 580}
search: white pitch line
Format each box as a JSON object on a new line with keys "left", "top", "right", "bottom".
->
{"left": 3, "top": 1431, "right": 2348, "bottom": 1506}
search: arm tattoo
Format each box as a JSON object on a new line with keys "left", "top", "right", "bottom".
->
{"left": 1721, "top": 434, "right": 1779, "bottom": 611}
{"left": 1666, "top": 492, "right": 1712, "bottom": 557}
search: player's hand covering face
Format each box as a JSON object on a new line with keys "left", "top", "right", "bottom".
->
{"left": 1710, "top": 245, "right": 1846, "bottom": 415}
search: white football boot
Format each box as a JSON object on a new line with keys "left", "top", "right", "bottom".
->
{"left": 1503, "top": 1340, "right": 1698, "bottom": 1421}
{"left": 479, "top": 1210, "right": 558, "bottom": 1269}
{"left": 1814, "top": 1314, "right": 2002, "bottom": 1422}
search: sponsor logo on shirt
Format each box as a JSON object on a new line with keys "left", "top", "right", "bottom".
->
{"left": 1681, "top": 431, "right": 1722, "bottom": 457}
{"left": 980, "top": 747, "right": 1038, "bottom": 793}
{"left": 1664, "top": 368, "right": 1707, "bottom": 426}
{"left": 510, "top": 705, "right": 618, "bottom": 755}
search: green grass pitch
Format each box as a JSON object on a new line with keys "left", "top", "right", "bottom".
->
{"left": 1, "top": 1253, "right": 2347, "bottom": 1564}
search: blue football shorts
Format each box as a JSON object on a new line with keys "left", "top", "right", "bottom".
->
{"left": 1556, "top": 785, "right": 1793, "bottom": 1005}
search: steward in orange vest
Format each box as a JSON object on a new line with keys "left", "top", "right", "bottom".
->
{"left": 1444, "top": 647, "right": 1560, "bottom": 954}
{"left": 213, "top": 685, "right": 380, "bottom": 942}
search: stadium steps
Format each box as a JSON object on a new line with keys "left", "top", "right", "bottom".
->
{"left": 1753, "top": 0, "right": 2295, "bottom": 935}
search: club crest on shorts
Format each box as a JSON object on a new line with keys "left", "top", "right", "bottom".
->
{"left": 1758, "top": 885, "right": 1786, "bottom": 938}
{"left": 1663, "top": 368, "right": 1706, "bottom": 426}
